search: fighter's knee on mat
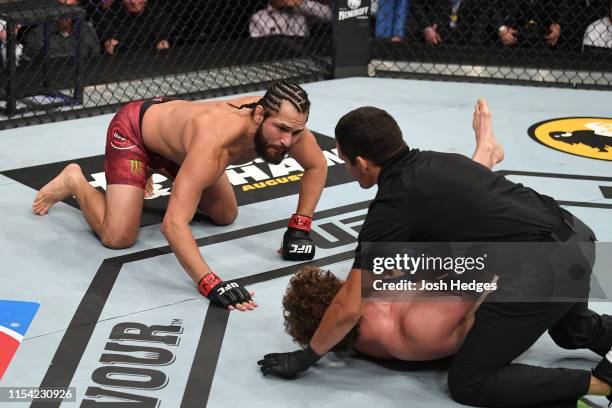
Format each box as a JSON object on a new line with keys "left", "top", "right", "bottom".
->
{"left": 447, "top": 370, "right": 483, "bottom": 405}
{"left": 207, "top": 206, "right": 238, "bottom": 226}
{"left": 100, "top": 231, "right": 137, "bottom": 249}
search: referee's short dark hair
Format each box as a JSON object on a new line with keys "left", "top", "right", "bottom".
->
{"left": 335, "top": 106, "right": 407, "bottom": 165}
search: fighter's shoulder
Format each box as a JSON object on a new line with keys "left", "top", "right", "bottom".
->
{"left": 294, "top": 127, "right": 319, "bottom": 145}
{"left": 223, "top": 95, "right": 262, "bottom": 107}
{"left": 189, "top": 104, "right": 248, "bottom": 135}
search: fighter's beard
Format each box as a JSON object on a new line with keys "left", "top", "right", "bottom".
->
{"left": 254, "top": 123, "right": 287, "bottom": 165}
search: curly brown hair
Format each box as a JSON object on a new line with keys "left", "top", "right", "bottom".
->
{"left": 282, "top": 266, "right": 360, "bottom": 351}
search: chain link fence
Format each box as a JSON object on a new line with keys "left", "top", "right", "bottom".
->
{"left": 1, "top": 0, "right": 611, "bottom": 130}
{"left": 0, "top": 0, "right": 333, "bottom": 129}
{"left": 370, "top": 0, "right": 612, "bottom": 88}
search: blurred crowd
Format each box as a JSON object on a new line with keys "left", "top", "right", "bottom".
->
{"left": 372, "top": 0, "right": 612, "bottom": 52}
{"left": 0, "top": 0, "right": 332, "bottom": 67}
{"left": 1, "top": 0, "right": 611, "bottom": 68}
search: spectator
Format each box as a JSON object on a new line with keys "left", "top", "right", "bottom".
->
{"left": 249, "top": 0, "right": 332, "bottom": 38}
{"left": 375, "top": 0, "right": 410, "bottom": 42}
{"left": 412, "top": 0, "right": 490, "bottom": 45}
{"left": 94, "top": 0, "right": 173, "bottom": 55}
{"left": 0, "top": 18, "right": 24, "bottom": 67}
{"left": 23, "top": 0, "right": 101, "bottom": 59}
{"left": 583, "top": 0, "right": 612, "bottom": 49}
{"left": 565, "top": 0, "right": 609, "bottom": 50}
{"left": 494, "top": 0, "right": 569, "bottom": 47}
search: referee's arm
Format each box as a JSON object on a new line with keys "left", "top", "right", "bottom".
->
{"left": 309, "top": 267, "right": 362, "bottom": 355}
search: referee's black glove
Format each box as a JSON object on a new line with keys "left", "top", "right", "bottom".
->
{"left": 258, "top": 344, "right": 321, "bottom": 379}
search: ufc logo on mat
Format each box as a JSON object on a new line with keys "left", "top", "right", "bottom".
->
{"left": 290, "top": 244, "right": 313, "bottom": 254}
{"left": 218, "top": 282, "right": 239, "bottom": 295}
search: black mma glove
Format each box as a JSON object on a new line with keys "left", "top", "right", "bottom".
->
{"left": 197, "top": 272, "right": 251, "bottom": 309}
{"left": 282, "top": 214, "right": 315, "bottom": 261}
{"left": 258, "top": 344, "right": 321, "bottom": 379}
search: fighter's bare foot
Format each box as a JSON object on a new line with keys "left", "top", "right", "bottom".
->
{"left": 472, "top": 98, "right": 504, "bottom": 166}
{"left": 492, "top": 139, "right": 505, "bottom": 165}
{"left": 32, "top": 163, "right": 81, "bottom": 215}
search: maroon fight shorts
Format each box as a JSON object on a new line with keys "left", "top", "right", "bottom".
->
{"left": 104, "top": 97, "right": 181, "bottom": 189}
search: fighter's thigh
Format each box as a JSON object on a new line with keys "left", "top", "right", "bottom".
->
{"left": 102, "top": 184, "right": 145, "bottom": 248}
{"left": 197, "top": 173, "right": 238, "bottom": 226}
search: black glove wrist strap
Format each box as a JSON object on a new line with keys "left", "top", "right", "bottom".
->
{"left": 304, "top": 344, "right": 322, "bottom": 364}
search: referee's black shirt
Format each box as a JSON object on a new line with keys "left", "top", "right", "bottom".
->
{"left": 353, "top": 147, "right": 564, "bottom": 268}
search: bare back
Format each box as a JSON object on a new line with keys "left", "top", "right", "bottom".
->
{"left": 355, "top": 296, "right": 476, "bottom": 361}
{"left": 140, "top": 96, "right": 262, "bottom": 168}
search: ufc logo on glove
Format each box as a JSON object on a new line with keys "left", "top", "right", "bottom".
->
{"left": 282, "top": 214, "right": 316, "bottom": 261}
{"left": 290, "top": 244, "right": 313, "bottom": 254}
{"left": 218, "top": 282, "right": 240, "bottom": 295}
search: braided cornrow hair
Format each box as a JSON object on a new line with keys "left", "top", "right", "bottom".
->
{"left": 228, "top": 81, "right": 310, "bottom": 117}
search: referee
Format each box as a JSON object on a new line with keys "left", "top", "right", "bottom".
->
{"left": 258, "top": 100, "right": 612, "bottom": 408}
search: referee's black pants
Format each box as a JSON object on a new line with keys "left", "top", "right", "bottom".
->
{"left": 448, "top": 213, "right": 611, "bottom": 408}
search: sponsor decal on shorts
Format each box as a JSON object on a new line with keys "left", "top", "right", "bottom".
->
{"left": 528, "top": 117, "right": 612, "bottom": 161}
{"left": 110, "top": 131, "right": 137, "bottom": 150}
{"left": 130, "top": 159, "right": 144, "bottom": 176}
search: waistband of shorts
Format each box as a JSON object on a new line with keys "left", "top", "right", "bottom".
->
{"left": 138, "top": 96, "right": 181, "bottom": 131}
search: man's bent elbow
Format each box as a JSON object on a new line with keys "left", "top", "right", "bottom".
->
{"left": 316, "top": 155, "right": 329, "bottom": 176}
{"left": 303, "top": 153, "right": 328, "bottom": 176}
{"left": 161, "top": 218, "right": 183, "bottom": 240}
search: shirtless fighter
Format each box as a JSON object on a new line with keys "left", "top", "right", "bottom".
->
{"left": 279, "top": 266, "right": 480, "bottom": 362}
{"left": 32, "top": 82, "right": 328, "bottom": 311}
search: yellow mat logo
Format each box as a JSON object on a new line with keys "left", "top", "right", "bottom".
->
{"left": 528, "top": 117, "right": 612, "bottom": 161}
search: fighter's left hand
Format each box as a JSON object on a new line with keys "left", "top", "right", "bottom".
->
{"left": 279, "top": 214, "right": 315, "bottom": 261}
{"left": 258, "top": 346, "right": 321, "bottom": 379}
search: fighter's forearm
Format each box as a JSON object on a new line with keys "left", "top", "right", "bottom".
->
{"left": 310, "top": 302, "right": 361, "bottom": 355}
{"left": 295, "top": 165, "right": 327, "bottom": 217}
{"left": 161, "top": 221, "right": 212, "bottom": 283}
{"left": 309, "top": 268, "right": 362, "bottom": 355}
